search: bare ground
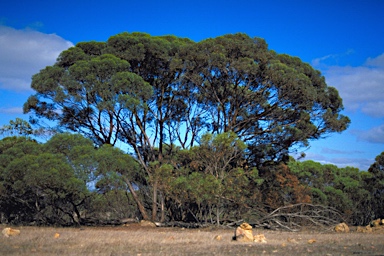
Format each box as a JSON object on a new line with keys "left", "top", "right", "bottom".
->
{"left": 1, "top": 224, "right": 383, "bottom": 256}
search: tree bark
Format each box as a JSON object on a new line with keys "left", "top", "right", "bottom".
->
{"left": 160, "top": 193, "right": 165, "bottom": 223}
{"left": 123, "top": 176, "right": 149, "bottom": 220}
{"left": 152, "top": 180, "right": 158, "bottom": 221}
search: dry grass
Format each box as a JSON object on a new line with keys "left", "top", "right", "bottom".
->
{"left": 1, "top": 224, "right": 384, "bottom": 255}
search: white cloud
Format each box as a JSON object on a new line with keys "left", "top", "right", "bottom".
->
{"left": 361, "top": 101, "right": 384, "bottom": 118}
{"left": 327, "top": 157, "right": 373, "bottom": 171}
{"left": 0, "top": 107, "right": 23, "bottom": 114}
{"left": 313, "top": 53, "right": 384, "bottom": 118}
{"left": 302, "top": 152, "right": 373, "bottom": 171}
{"left": 311, "top": 49, "right": 354, "bottom": 68}
{"left": 353, "top": 124, "right": 384, "bottom": 144}
{"left": 0, "top": 25, "right": 73, "bottom": 91}
{"left": 320, "top": 148, "right": 364, "bottom": 155}
{"left": 311, "top": 54, "right": 334, "bottom": 67}
{"left": 365, "top": 53, "right": 384, "bottom": 67}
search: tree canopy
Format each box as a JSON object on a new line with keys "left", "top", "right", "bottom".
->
{"left": 24, "top": 32, "right": 350, "bottom": 169}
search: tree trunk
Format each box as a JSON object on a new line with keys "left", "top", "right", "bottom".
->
{"left": 123, "top": 176, "right": 149, "bottom": 220}
{"left": 160, "top": 193, "right": 165, "bottom": 223}
{"left": 216, "top": 207, "right": 220, "bottom": 227}
{"left": 152, "top": 180, "right": 158, "bottom": 221}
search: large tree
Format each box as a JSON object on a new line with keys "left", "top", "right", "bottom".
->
{"left": 24, "top": 32, "right": 350, "bottom": 220}
{"left": 24, "top": 32, "right": 349, "bottom": 166}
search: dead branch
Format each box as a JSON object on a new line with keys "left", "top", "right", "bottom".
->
{"left": 252, "top": 203, "right": 345, "bottom": 231}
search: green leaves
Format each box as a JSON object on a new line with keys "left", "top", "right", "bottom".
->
{"left": 57, "top": 46, "right": 89, "bottom": 68}
{"left": 31, "top": 65, "right": 65, "bottom": 94}
{"left": 44, "top": 133, "right": 97, "bottom": 184}
{"left": 113, "top": 71, "right": 152, "bottom": 110}
{"left": 25, "top": 49, "right": 155, "bottom": 145}
{"left": 289, "top": 158, "right": 374, "bottom": 224}
{"left": 25, "top": 32, "right": 351, "bottom": 167}
{"left": 95, "top": 144, "right": 140, "bottom": 181}
{"left": 194, "top": 132, "right": 246, "bottom": 179}
{"left": 366, "top": 152, "right": 384, "bottom": 220}
{"left": 0, "top": 118, "right": 34, "bottom": 137}
{"left": 68, "top": 54, "right": 130, "bottom": 86}
{"left": 0, "top": 135, "right": 90, "bottom": 225}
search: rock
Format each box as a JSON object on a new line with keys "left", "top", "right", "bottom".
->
{"left": 2, "top": 227, "right": 21, "bottom": 237}
{"left": 287, "top": 238, "right": 298, "bottom": 244}
{"left": 234, "top": 222, "right": 267, "bottom": 243}
{"left": 214, "top": 235, "right": 222, "bottom": 241}
{"left": 334, "top": 222, "right": 350, "bottom": 233}
{"left": 234, "top": 222, "right": 254, "bottom": 242}
{"left": 239, "top": 222, "right": 253, "bottom": 230}
{"left": 139, "top": 220, "right": 157, "bottom": 227}
{"left": 254, "top": 234, "right": 267, "bottom": 243}
{"left": 357, "top": 225, "right": 372, "bottom": 233}
{"left": 356, "top": 226, "right": 366, "bottom": 233}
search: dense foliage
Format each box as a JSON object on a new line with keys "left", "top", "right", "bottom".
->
{"left": 2, "top": 32, "right": 379, "bottom": 226}
{"left": 24, "top": 32, "right": 349, "bottom": 166}
{"left": 0, "top": 133, "right": 382, "bottom": 226}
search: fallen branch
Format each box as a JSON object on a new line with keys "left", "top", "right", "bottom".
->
{"left": 252, "top": 203, "right": 345, "bottom": 231}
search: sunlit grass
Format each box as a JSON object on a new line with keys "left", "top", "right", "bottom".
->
{"left": 1, "top": 224, "right": 383, "bottom": 255}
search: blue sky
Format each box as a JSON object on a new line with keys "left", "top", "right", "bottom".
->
{"left": 0, "top": 0, "right": 383, "bottom": 170}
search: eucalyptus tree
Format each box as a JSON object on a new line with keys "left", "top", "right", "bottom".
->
{"left": 289, "top": 159, "right": 373, "bottom": 225}
{"left": 190, "top": 132, "right": 247, "bottom": 225}
{"left": 24, "top": 32, "right": 351, "bottom": 221}
{"left": 95, "top": 144, "right": 149, "bottom": 220}
{"left": 24, "top": 32, "right": 350, "bottom": 168}
{"left": 161, "top": 132, "right": 259, "bottom": 224}
{"left": 0, "top": 137, "right": 40, "bottom": 223}
{"left": 0, "top": 136, "right": 88, "bottom": 225}
{"left": 24, "top": 34, "right": 194, "bottom": 220}
{"left": 24, "top": 50, "right": 152, "bottom": 147}
{"left": 105, "top": 33, "right": 195, "bottom": 162}
{"left": 0, "top": 118, "right": 34, "bottom": 137}
{"left": 44, "top": 133, "right": 97, "bottom": 186}
{"left": 104, "top": 33, "right": 195, "bottom": 220}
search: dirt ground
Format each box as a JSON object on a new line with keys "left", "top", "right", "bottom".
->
{"left": 1, "top": 224, "right": 384, "bottom": 255}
